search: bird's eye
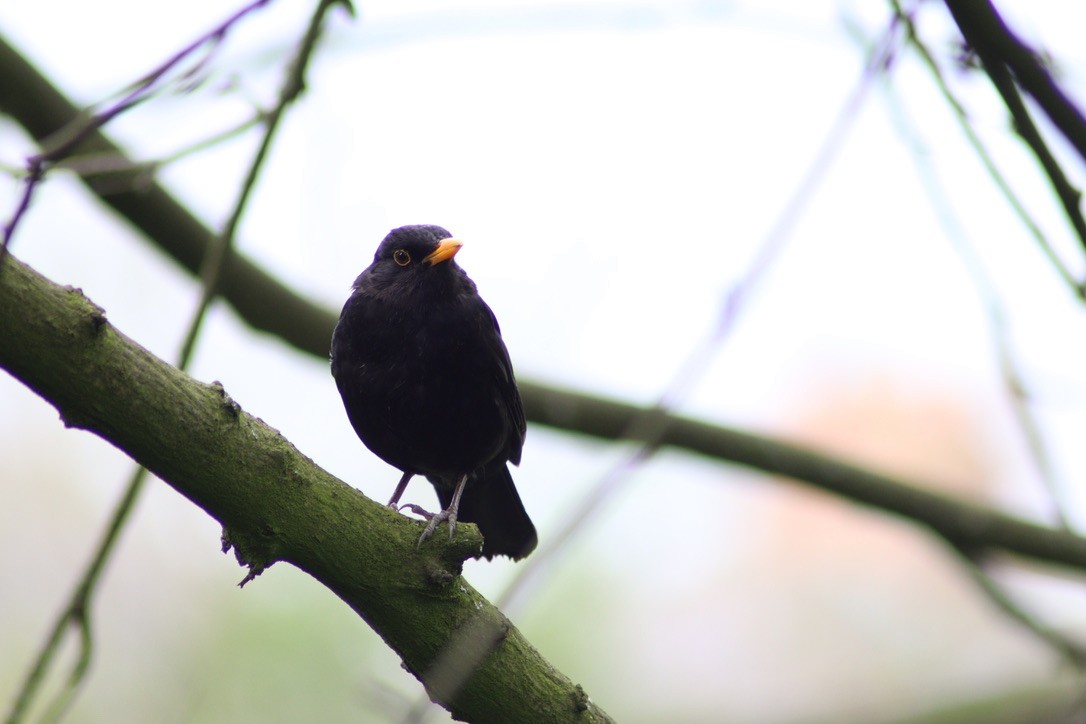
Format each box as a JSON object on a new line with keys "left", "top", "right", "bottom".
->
{"left": 393, "top": 249, "right": 411, "bottom": 266}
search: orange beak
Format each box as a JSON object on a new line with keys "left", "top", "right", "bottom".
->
{"left": 423, "top": 238, "right": 463, "bottom": 266}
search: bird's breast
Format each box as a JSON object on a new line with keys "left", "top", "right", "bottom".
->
{"left": 333, "top": 293, "right": 514, "bottom": 476}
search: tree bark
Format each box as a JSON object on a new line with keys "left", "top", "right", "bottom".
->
{"left": 0, "top": 253, "right": 613, "bottom": 724}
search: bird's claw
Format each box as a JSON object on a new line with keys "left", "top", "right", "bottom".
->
{"left": 416, "top": 507, "right": 458, "bottom": 549}
{"left": 398, "top": 502, "right": 434, "bottom": 519}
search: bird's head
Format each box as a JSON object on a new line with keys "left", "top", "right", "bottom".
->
{"left": 358, "top": 224, "right": 467, "bottom": 294}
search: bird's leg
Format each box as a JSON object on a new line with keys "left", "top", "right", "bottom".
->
{"left": 391, "top": 472, "right": 437, "bottom": 518}
{"left": 418, "top": 473, "right": 468, "bottom": 548}
{"left": 386, "top": 471, "right": 414, "bottom": 509}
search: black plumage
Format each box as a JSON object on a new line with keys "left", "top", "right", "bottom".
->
{"left": 330, "top": 225, "right": 537, "bottom": 560}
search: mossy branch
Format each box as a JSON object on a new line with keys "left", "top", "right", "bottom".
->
{"left": 0, "top": 253, "right": 613, "bottom": 724}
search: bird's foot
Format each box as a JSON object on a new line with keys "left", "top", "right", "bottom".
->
{"left": 398, "top": 502, "right": 435, "bottom": 519}
{"left": 417, "top": 506, "right": 458, "bottom": 548}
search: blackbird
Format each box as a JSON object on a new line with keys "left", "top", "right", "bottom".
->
{"left": 330, "top": 224, "right": 537, "bottom": 560}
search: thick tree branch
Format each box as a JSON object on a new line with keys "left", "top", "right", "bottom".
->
{"left": 0, "top": 254, "right": 612, "bottom": 724}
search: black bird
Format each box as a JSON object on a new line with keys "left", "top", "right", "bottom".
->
{"left": 330, "top": 224, "right": 537, "bottom": 560}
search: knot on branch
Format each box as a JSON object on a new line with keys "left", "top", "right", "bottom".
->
{"left": 221, "top": 523, "right": 281, "bottom": 587}
{"left": 210, "top": 380, "right": 241, "bottom": 419}
{"left": 62, "top": 285, "right": 107, "bottom": 337}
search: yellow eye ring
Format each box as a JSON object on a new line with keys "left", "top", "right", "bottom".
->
{"left": 393, "top": 249, "right": 411, "bottom": 266}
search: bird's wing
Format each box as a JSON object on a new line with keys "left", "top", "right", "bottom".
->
{"left": 482, "top": 303, "right": 526, "bottom": 463}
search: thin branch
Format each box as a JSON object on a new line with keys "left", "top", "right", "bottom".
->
{"left": 953, "top": 546, "right": 1086, "bottom": 668}
{"left": 938, "top": 1, "right": 1086, "bottom": 281}
{"left": 0, "top": 0, "right": 271, "bottom": 266}
{"left": 178, "top": 0, "right": 339, "bottom": 364}
{"left": 0, "top": 31, "right": 336, "bottom": 357}
{"left": 34, "top": 0, "right": 270, "bottom": 168}
{"left": 985, "top": 61, "right": 1086, "bottom": 275}
{"left": 893, "top": 2, "right": 1081, "bottom": 296}
{"left": 944, "top": 0, "right": 1086, "bottom": 166}
{"left": 0, "top": 163, "right": 40, "bottom": 264}
{"left": 9, "top": 466, "right": 148, "bottom": 724}
{"left": 877, "top": 6, "right": 1073, "bottom": 530}
{"left": 45, "top": 112, "right": 266, "bottom": 183}
{"left": 883, "top": 6, "right": 1086, "bottom": 671}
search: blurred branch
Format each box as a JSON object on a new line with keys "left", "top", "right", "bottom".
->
{"left": 890, "top": 1, "right": 1081, "bottom": 296}
{"left": 942, "top": 0, "right": 1086, "bottom": 279}
{"left": 530, "top": 387, "right": 1086, "bottom": 571}
{"left": 36, "top": 0, "right": 270, "bottom": 165}
{"left": 953, "top": 546, "right": 1086, "bottom": 667}
{"left": 872, "top": 14, "right": 1073, "bottom": 530}
{"left": 984, "top": 59, "right": 1086, "bottom": 272}
{"left": 21, "top": 464, "right": 147, "bottom": 724}
{"left": 944, "top": 0, "right": 1086, "bottom": 166}
{"left": 178, "top": 0, "right": 339, "bottom": 363}
{"left": 0, "top": 0, "right": 271, "bottom": 262}
{"left": 0, "top": 253, "right": 613, "bottom": 724}
{"left": 804, "top": 24, "right": 1086, "bottom": 661}
{"left": 41, "top": 113, "right": 265, "bottom": 191}
{"left": 0, "top": 31, "right": 336, "bottom": 356}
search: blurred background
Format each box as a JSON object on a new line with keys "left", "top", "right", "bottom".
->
{"left": 3, "top": 0, "right": 1086, "bottom": 721}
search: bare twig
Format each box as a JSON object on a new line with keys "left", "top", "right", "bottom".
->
{"left": 4, "top": 1, "right": 343, "bottom": 720}
{"left": 45, "top": 112, "right": 267, "bottom": 185}
{"left": 987, "top": 64, "right": 1086, "bottom": 280}
{"left": 954, "top": 546, "right": 1086, "bottom": 668}
{"left": 9, "top": 466, "right": 150, "bottom": 724}
{"left": 0, "top": 0, "right": 270, "bottom": 266}
{"left": 893, "top": 1, "right": 1081, "bottom": 296}
{"left": 873, "top": 10, "right": 1081, "bottom": 668}
{"left": 0, "top": 32, "right": 337, "bottom": 357}
{"left": 36, "top": 0, "right": 270, "bottom": 168}
{"left": 944, "top": 0, "right": 1086, "bottom": 167}
{"left": 0, "top": 164, "right": 41, "bottom": 265}
{"left": 178, "top": 0, "right": 339, "bottom": 363}
{"left": 939, "top": 1, "right": 1086, "bottom": 284}
{"left": 882, "top": 2, "right": 1073, "bottom": 530}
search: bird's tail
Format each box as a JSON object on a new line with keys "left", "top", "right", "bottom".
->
{"left": 436, "top": 464, "right": 537, "bottom": 560}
